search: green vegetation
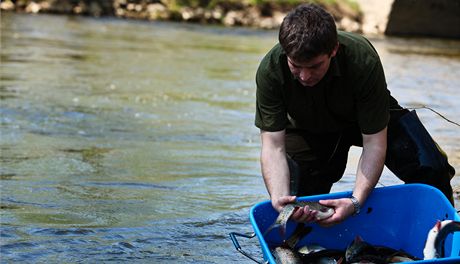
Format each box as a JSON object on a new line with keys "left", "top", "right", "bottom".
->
{"left": 1, "top": 0, "right": 362, "bottom": 30}
{"left": 170, "top": 0, "right": 360, "bottom": 12}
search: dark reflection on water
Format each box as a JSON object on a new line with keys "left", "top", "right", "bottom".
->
{"left": 1, "top": 213, "right": 258, "bottom": 263}
{"left": 1, "top": 12, "right": 459, "bottom": 263}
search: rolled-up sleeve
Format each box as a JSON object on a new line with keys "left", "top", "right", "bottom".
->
{"left": 255, "top": 62, "right": 288, "bottom": 132}
{"left": 355, "top": 60, "right": 390, "bottom": 135}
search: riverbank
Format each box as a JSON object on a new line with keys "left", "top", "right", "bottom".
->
{"left": 0, "top": 0, "right": 363, "bottom": 32}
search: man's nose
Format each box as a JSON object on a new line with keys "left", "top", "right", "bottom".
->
{"left": 299, "top": 68, "right": 311, "bottom": 81}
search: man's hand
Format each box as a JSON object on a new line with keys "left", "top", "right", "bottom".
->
{"left": 316, "top": 198, "right": 355, "bottom": 227}
{"left": 272, "top": 195, "right": 321, "bottom": 223}
{"left": 272, "top": 195, "right": 296, "bottom": 212}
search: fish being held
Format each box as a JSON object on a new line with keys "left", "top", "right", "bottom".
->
{"left": 265, "top": 201, "right": 334, "bottom": 238}
{"left": 423, "top": 220, "right": 460, "bottom": 259}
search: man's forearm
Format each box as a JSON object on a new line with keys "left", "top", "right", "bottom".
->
{"left": 353, "top": 128, "right": 387, "bottom": 206}
{"left": 260, "top": 130, "right": 291, "bottom": 208}
{"left": 261, "top": 145, "right": 290, "bottom": 199}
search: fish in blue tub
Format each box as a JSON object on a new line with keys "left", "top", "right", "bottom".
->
{"left": 271, "top": 219, "right": 460, "bottom": 263}
{"left": 272, "top": 224, "right": 343, "bottom": 264}
{"left": 345, "top": 236, "right": 419, "bottom": 263}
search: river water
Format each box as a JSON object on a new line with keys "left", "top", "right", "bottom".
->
{"left": 1, "top": 13, "right": 459, "bottom": 263}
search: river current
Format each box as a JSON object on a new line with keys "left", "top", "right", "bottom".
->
{"left": 1, "top": 13, "right": 459, "bottom": 263}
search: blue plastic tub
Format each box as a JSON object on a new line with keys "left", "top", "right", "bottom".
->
{"left": 249, "top": 184, "right": 460, "bottom": 263}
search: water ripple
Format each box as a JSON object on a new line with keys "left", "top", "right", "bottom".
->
{"left": 31, "top": 228, "right": 95, "bottom": 236}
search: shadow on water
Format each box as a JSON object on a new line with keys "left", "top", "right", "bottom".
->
{"left": 0, "top": 173, "right": 17, "bottom": 180}
{"left": 0, "top": 210, "right": 261, "bottom": 263}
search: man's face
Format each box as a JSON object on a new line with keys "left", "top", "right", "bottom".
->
{"left": 287, "top": 45, "right": 338, "bottom": 87}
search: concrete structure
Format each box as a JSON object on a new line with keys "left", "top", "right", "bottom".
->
{"left": 385, "top": 0, "right": 460, "bottom": 39}
{"left": 357, "top": 0, "right": 460, "bottom": 39}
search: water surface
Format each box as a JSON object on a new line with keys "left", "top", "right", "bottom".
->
{"left": 1, "top": 13, "right": 459, "bottom": 263}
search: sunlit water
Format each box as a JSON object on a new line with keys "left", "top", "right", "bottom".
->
{"left": 1, "top": 13, "right": 459, "bottom": 263}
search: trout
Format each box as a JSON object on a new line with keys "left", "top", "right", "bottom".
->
{"left": 346, "top": 235, "right": 419, "bottom": 263}
{"left": 272, "top": 247, "right": 303, "bottom": 264}
{"left": 265, "top": 201, "right": 334, "bottom": 238}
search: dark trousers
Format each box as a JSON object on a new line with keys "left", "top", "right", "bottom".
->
{"left": 285, "top": 109, "right": 455, "bottom": 204}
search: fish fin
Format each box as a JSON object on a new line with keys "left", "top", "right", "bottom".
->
{"left": 435, "top": 220, "right": 442, "bottom": 231}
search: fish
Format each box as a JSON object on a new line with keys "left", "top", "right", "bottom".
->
{"left": 272, "top": 246, "right": 302, "bottom": 264}
{"left": 272, "top": 221, "right": 342, "bottom": 264}
{"left": 347, "top": 254, "right": 387, "bottom": 264}
{"left": 285, "top": 225, "right": 344, "bottom": 264}
{"left": 423, "top": 220, "right": 460, "bottom": 259}
{"left": 315, "top": 257, "right": 339, "bottom": 264}
{"left": 387, "top": 255, "right": 417, "bottom": 262}
{"left": 265, "top": 201, "right": 334, "bottom": 238}
{"left": 345, "top": 236, "right": 376, "bottom": 263}
{"left": 380, "top": 247, "right": 419, "bottom": 262}
{"left": 297, "top": 244, "right": 326, "bottom": 255}
{"left": 299, "top": 248, "right": 345, "bottom": 264}
{"left": 271, "top": 224, "right": 311, "bottom": 264}
{"left": 346, "top": 236, "right": 419, "bottom": 263}
{"left": 285, "top": 224, "right": 313, "bottom": 249}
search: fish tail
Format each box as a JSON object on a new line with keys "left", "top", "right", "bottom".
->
{"left": 263, "top": 223, "right": 280, "bottom": 236}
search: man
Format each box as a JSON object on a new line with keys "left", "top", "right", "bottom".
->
{"left": 255, "top": 4, "right": 455, "bottom": 226}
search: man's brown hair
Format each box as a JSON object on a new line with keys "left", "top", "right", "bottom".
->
{"left": 279, "top": 4, "right": 337, "bottom": 61}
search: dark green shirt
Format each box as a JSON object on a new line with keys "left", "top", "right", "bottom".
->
{"left": 255, "top": 31, "right": 397, "bottom": 134}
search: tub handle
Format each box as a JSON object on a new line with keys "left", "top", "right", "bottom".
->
{"left": 229, "top": 232, "right": 267, "bottom": 264}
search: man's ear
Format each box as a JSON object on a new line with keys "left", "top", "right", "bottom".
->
{"left": 330, "top": 42, "right": 339, "bottom": 57}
